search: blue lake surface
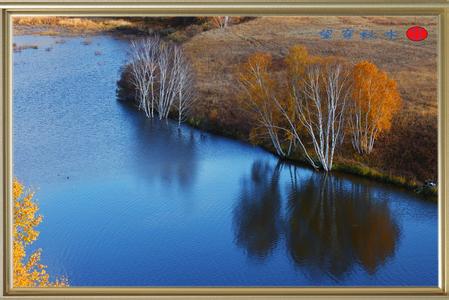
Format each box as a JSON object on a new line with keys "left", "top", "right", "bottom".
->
{"left": 13, "top": 35, "right": 438, "bottom": 287}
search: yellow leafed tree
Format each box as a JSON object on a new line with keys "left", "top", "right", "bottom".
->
{"left": 237, "top": 45, "right": 351, "bottom": 171}
{"left": 285, "top": 45, "right": 314, "bottom": 82}
{"left": 13, "top": 179, "right": 68, "bottom": 287}
{"left": 349, "top": 61, "right": 402, "bottom": 154}
{"left": 238, "top": 52, "right": 294, "bottom": 158}
{"left": 284, "top": 51, "right": 351, "bottom": 171}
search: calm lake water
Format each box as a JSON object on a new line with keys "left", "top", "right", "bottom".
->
{"left": 13, "top": 35, "right": 438, "bottom": 286}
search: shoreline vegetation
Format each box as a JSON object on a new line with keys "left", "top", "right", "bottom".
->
{"left": 14, "top": 16, "right": 438, "bottom": 200}
{"left": 183, "top": 110, "right": 438, "bottom": 200}
{"left": 13, "top": 16, "right": 253, "bottom": 40}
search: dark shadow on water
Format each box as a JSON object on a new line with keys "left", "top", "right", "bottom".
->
{"left": 118, "top": 103, "right": 198, "bottom": 190}
{"left": 233, "top": 160, "right": 283, "bottom": 260}
{"left": 234, "top": 160, "right": 400, "bottom": 280}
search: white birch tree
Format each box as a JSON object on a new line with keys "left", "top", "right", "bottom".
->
{"left": 237, "top": 53, "right": 294, "bottom": 158}
{"left": 128, "top": 36, "right": 195, "bottom": 125}
{"left": 129, "top": 37, "right": 161, "bottom": 118}
{"left": 129, "top": 40, "right": 152, "bottom": 117}
{"left": 212, "top": 16, "right": 230, "bottom": 28}
{"left": 348, "top": 61, "right": 401, "bottom": 155}
{"left": 173, "top": 48, "right": 196, "bottom": 125}
{"left": 276, "top": 62, "right": 350, "bottom": 171}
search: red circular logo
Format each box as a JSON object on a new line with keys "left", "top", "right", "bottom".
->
{"left": 406, "top": 26, "right": 428, "bottom": 42}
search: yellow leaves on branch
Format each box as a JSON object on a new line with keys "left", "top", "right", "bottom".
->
{"left": 237, "top": 52, "right": 294, "bottom": 156}
{"left": 350, "top": 61, "right": 402, "bottom": 154}
{"left": 352, "top": 61, "right": 401, "bottom": 133}
{"left": 285, "top": 45, "right": 313, "bottom": 82}
{"left": 238, "top": 52, "right": 275, "bottom": 107}
{"left": 238, "top": 52, "right": 278, "bottom": 138}
{"left": 13, "top": 179, "right": 68, "bottom": 288}
{"left": 13, "top": 181, "right": 41, "bottom": 245}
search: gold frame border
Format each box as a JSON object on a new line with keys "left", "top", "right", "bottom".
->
{"left": 1, "top": 1, "right": 449, "bottom": 298}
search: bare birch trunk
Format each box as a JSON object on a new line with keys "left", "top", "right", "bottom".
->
{"left": 283, "top": 63, "right": 350, "bottom": 171}
{"left": 128, "top": 37, "right": 195, "bottom": 125}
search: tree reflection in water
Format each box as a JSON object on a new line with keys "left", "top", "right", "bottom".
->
{"left": 124, "top": 104, "right": 198, "bottom": 189}
{"left": 234, "top": 160, "right": 400, "bottom": 280}
{"left": 233, "top": 160, "right": 283, "bottom": 260}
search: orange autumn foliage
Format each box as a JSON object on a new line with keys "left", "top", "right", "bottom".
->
{"left": 13, "top": 179, "right": 68, "bottom": 288}
{"left": 238, "top": 53, "right": 277, "bottom": 136}
{"left": 349, "top": 61, "right": 402, "bottom": 154}
{"left": 237, "top": 46, "right": 351, "bottom": 166}
{"left": 239, "top": 52, "right": 275, "bottom": 102}
{"left": 237, "top": 52, "right": 294, "bottom": 157}
{"left": 285, "top": 45, "right": 311, "bottom": 81}
{"left": 238, "top": 46, "right": 402, "bottom": 170}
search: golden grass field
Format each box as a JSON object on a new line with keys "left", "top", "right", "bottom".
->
{"left": 13, "top": 17, "right": 135, "bottom": 35}
{"left": 183, "top": 16, "right": 438, "bottom": 185}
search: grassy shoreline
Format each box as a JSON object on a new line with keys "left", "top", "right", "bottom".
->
{"left": 181, "top": 115, "right": 437, "bottom": 201}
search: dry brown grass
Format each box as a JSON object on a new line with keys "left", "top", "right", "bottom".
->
{"left": 183, "top": 16, "right": 438, "bottom": 183}
{"left": 13, "top": 17, "right": 134, "bottom": 35}
{"left": 14, "top": 16, "right": 132, "bottom": 28}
